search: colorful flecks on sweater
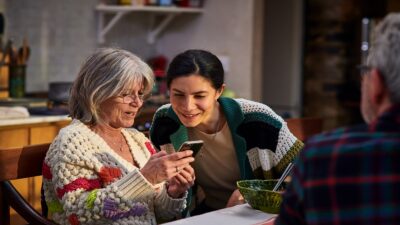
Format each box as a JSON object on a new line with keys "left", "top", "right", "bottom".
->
{"left": 98, "top": 166, "right": 122, "bottom": 185}
{"left": 47, "top": 200, "right": 64, "bottom": 213}
{"left": 145, "top": 141, "right": 157, "bottom": 155}
{"left": 85, "top": 190, "right": 98, "bottom": 209}
{"left": 55, "top": 166, "right": 121, "bottom": 199}
{"left": 103, "top": 198, "right": 148, "bottom": 221}
{"left": 68, "top": 214, "right": 79, "bottom": 225}
{"left": 56, "top": 178, "right": 101, "bottom": 199}
{"left": 42, "top": 162, "right": 52, "bottom": 179}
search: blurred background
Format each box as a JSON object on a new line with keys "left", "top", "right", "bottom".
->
{"left": 2, "top": 2, "right": 400, "bottom": 224}
{"left": 0, "top": 0, "right": 399, "bottom": 130}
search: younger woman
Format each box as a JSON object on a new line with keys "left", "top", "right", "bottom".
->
{"left": 150, "top": 49, "right": 303, "bottom": 215}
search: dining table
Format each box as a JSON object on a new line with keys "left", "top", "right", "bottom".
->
{"left": 163, "top": 204, "right": 276, "bottom": 225}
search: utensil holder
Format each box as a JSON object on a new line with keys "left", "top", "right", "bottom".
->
{"left": 9, "top": 65, "right": 26, "bottom": 98}
{"left": 0, "top": 62, "right": 9, "bottom": 98}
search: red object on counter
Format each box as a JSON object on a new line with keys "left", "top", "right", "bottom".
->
{"left": 148, "top": 55, "right": 167, "bottom": 75}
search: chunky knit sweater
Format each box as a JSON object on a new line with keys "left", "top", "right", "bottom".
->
{"left": 42, "top": 120, "right": 187, "bottom": 225}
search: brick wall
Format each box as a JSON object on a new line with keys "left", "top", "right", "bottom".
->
{"left": 303, "top": 0, "right": 364, "bottom": 130}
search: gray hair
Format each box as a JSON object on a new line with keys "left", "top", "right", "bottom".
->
{"left": 367, "top": 13, "right": 400, "bottom": 103}
{"left": 69, "top": 48, "right": 154, "bottom": 124}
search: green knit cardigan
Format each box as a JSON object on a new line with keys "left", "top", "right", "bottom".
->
{"left": 149, "top": 97, "right": 303, "bottom": 180}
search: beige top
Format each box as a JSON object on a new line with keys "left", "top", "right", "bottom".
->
{"left": 188, "top": 122, "right": 241, "bottom": 209}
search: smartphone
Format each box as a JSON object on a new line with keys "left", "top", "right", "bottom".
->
{"left": 178, "top": 140, "right": 204, "bottom": 156}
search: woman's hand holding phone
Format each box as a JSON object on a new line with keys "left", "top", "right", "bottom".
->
{"left": 141, "top": 140, "right": 202, "bottom": 197}
{"left": 140, "top": 150, "right": 194, "bottom": 185}
{"left": 167, "top": 165, "right": 195, "bottom": 198}
{"left": 165, "top": 140, "right": 203, "bottom": 197}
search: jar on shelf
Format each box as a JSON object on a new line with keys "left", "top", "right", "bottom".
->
{"left": 145, "top": 0, "right": 158, "bottom": 6}
{"left": 159, "top": 0, "right": 173, "bottom": 6}
{"left": 119, "top": 0, "right": 145, "bottom": 5}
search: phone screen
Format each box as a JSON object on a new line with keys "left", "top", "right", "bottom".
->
{"left": 178, "top": 141, "right": 204, "bottom": 156}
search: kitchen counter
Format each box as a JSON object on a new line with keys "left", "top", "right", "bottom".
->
{"left": 0, "top": 115, "right": 71, "bottom": 127}
{"left": 0, "top": 115, "right": 71, "bottom": 225}
{"left": 0, "top": 114, "right": 70, "bottom": 148}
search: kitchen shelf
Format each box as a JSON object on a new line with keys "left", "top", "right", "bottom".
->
{"left": 96, "top": 4, "right": 203, "bottom": 44}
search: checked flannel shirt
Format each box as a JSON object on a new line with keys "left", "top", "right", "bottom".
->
{"left": 276, "top": 104, "right": 400, "bottom": 225}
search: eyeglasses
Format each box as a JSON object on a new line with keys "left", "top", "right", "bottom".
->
{"left": 118, "top": 93, "right": 150, "bottom": 103}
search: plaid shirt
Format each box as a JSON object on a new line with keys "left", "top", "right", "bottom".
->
{"left": 276, "top": 104, "right": 400, "bottom": 225}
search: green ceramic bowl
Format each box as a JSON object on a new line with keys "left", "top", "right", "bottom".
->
{"left": 237, "top": 179, "right": 286, "bottom": 214}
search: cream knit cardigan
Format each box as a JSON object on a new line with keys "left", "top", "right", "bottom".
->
{"left": 42, "top": 120, "right": 187, "bottom": 225}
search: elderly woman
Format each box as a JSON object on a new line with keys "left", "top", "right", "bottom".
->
{"left": 42, "top": 48, "right": 195, "bottom": 225}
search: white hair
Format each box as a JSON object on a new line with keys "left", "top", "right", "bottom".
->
{"left": 69, "top": 48, "right": 154, "bottom": 124}
{"left": 367, "top": 13, "right": 400, "bottom": 103}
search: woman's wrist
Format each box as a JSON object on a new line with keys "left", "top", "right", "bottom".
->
{"left": 166, "top": 182, "right": 184, "bottom": 199}
{"left": 140, "top": 168, "right": 155, "bottom": 185}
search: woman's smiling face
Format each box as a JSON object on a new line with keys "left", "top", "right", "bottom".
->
{"left": 169, "top": 74, "right": 223, "bottom": 128}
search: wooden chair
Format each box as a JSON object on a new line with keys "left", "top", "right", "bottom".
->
{"left": 0, "top": 143, "right": 57, "bottom": 225}
{"left": 286, "top": 117, "right": 323, "bottom": 141}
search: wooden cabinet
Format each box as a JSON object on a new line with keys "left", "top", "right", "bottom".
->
{"left": 0, "top": 120, "right": 70, "bottom": 148}
{"left": 0, "top": 128, "right": 29, "bottom": 148}
{"left": 0, "top": 118, "right": 70, "bottom": 225}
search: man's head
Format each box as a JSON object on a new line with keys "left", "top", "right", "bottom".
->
{"left": 361, "top": 13, "right": 400, "bottom": 123}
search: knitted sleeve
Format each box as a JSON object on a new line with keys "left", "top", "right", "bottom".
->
{"left": 43, "top": 128, "right": 185, "bottom": 224}
{"left": 235, "top": 99, "right": 303, "bottom": 178}
{"left": 153, "top": 184, "right": 188, "bottom": 220}
{"left": 132, "top": 128, "right": 188, "bottom": 220}
{"left": 274, "top": 121, "right": 304, "bottom": 174}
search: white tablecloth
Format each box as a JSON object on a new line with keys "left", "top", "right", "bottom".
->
{"left": 163, "top": 204, "right": 276, "bottom": 225}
